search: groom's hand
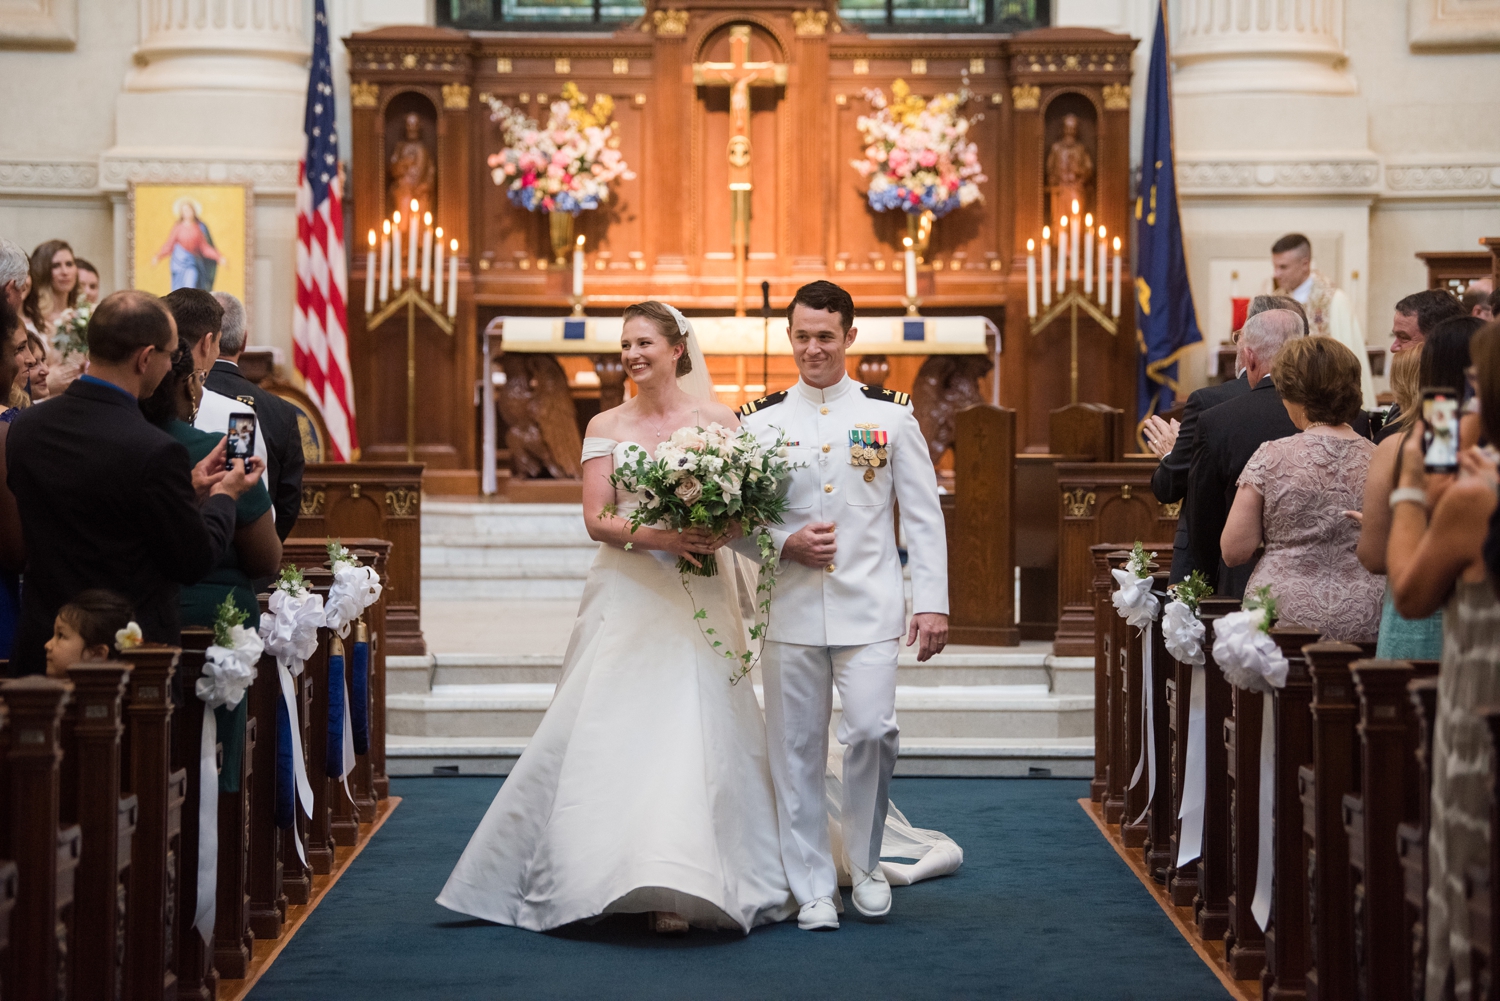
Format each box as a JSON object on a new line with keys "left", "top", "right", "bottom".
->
{"left": 782, "top": 522, "right": 836, "bottom": 568}
{"left": 906, "top": 612, "right": 949, "bottom": 662}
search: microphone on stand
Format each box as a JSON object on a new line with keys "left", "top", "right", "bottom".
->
{"left": 760, "top": 281, "right": 771, "bottom": 392}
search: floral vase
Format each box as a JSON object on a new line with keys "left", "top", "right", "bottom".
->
{"left": 906, "top": 209, "right": 935, "bottom": 263}
{"left": 548, "top": 210, "right": 575, "bottom": 265}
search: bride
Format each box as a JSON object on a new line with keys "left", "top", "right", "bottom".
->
{"left": 436, "top": 301, "right": 959, "bottom": 934}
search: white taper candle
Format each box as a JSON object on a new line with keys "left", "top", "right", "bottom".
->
{"left": 1097, "top": 226, "right": 1108, "bottom": 305}
{"left": 903, "top": 237, "right": 917, "bottom": 301}
{"left": 407, "top": 199, "right": 419, "bottom": 283}
{"left": 1083, "top": 214, "right": 1094, "bottom": 295}
{"left": 447, "top": 239, "right": 459, "bottom": 319}
{"left": 379, "top": 220, "right": 391, "bottom": 303}
{"left": 1026, "top": 239, "right": 1037, "bottom": 319}
{"left": 420, "top": 212, "right": 433, "bottom": 293}
{"left": 1070, "top": 200, "right": 1081, "bottom": 281}
{"left": 1040, "top": 225, "right": 1051, "bottom": 308}
{"left": 1111, "top": 236, "right": 1122, "bottom": 318}
{"left": 433, "top": 227, "right": 445, "bottom": 307}
{"left": 392, "top": 212, "right": 402, "bottom": 291}
{"left": 1056, "top": 220, "right": 1067, "bottom": 295}
{"left": 573, "top": 234, "right": 585, "bottom": 298}
{"left": 365, "top": 230, "right": 376, "bottom": 314}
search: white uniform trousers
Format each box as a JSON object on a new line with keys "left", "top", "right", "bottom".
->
{"left": 761, "top": 639, "right": 899, "bottom": 904}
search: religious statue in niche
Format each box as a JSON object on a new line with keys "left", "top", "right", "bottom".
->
{"left": 1046, "top": 113, "right": 1094, "bottom": 219}
{"left": 910, "top": 355, "right": 994, "bottom": 465}
{"left": 388, "top": 112, "right": 435, "bottom": 214}
{"left": 497, "top": 353, "right": 583, "bottom": 480}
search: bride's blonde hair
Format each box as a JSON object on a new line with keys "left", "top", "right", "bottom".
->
{"left": 623, "top": 301, "right": 692, "bottom": 377}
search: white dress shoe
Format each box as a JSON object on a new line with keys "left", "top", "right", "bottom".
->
{"left": 797, "top": 896, "right": 839, "bottom": 931}
{"left": 851, "top": 871, "right": 891, "bottom": 918}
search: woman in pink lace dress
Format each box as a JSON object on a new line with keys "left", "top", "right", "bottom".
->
{"left": 1221, "top": 336, "right": 1384, "bottom": 641}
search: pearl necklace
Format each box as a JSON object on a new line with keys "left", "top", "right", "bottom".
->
{"left": 1305, "top": 421, "right": 1345, "bottom": 431}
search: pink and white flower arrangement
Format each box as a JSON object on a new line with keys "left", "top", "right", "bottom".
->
{"left": 486, "top": 82, "right": 634, "bottom": 215}
{"left": 851, "top": 78, "right": 985, "bottom": 218}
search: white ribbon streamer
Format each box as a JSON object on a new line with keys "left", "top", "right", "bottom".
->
{"left": 1176, "top": 663, "right": 1208, "bottom": 868}
{"left": 193, "top": 625, "right": 262, "bottom": 943}
{"left": 1252, "top": 690, "right": 1276, "bottom": 930}
{"left": 260, "top": 587, "right": 324, "bottom": 863}
{"left": 1129, "top": 635, "right": 1158, "bottom": 826}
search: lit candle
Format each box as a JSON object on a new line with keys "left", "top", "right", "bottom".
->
{"left": 447, "top": 239, "right": 459, "bottom": 319}
{"left": 407, "top": 199, "right": 419, "bottom": 285}
{"left": 1040, "top": 225, "right": 1051, "bottom": 308}
{"left": 1083, "top": 213, "right": 1094, "bottom": 295}
{"left": 1111, "top": 236, "right": 1122, "bottom": 318}
{"left": 1026, "top": 238, "right": 1037, "bottom": 319}
{"left": 420, "top": 212, "right": 433, "bottom": 293}
{"left": 573, "top": 234, "right": 585, "bottom": 298}
{"left": 1097, "top": 226, "right": 1107, "bottom": 305}
{"left": 1070, "top": 201, "right": 1081, "bottom": 282}
{"left": 1056, "top": 218, "right": 1067, "bottom": 295}
{"left": 379, "top": 220, "right": 391, "bottom": 303}
{"left": 391, "top": 211, "right": 403, "bottom": 291}
{"left": 433, "top": 227, "right": 445, "bottom": 307}
{"left": 365, "top": 229, "right": 376, "bottom": 314}
{"left": 903, "top": 236, "right": 917, "bottom": 301}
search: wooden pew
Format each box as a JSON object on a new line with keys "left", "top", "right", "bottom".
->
{"left": 246, "top": 623, "right": 284, "bottom": 939}
{"left": 302, "top": 566, "right": 336, "bottom": 874}
{"left": 1089, "top": 543, "right": 1120, "bottom": 804}
{"left": 173, "top": 628, "right": 220, "bottom": 1000}
{"left": 1144, "top": 570, "right": 1175, "bottom": 883}
{"left": 1120, "top": 562, "right": 1166, "bottom": 849}
{"left": 1101, "top": 548, "right": 1132, "bottom": 825}
{"left": 1300, "top": 642, "right": 1365, "bottom": 1001}
{"left": 0, "top": 676, "right": 80, "bottom": 1001}
{"left": 1225, "top": 677, "right": 1266, "bottom": 980}
{"left": 1401, "top": 677, "right": 1439, "bottom": 1001}
{"left": 1261, "top": 625, "right": 1322, "bottom": 1001}
{"left": 1166, "top": 607, "right": 1200, "bottom": 906}
{"left": 946, "top": 405, "right": 1019, "bottom": 646}
{"left": 1196, "top": 596, "right": 1241, "bottom": 944}
{"left": 215, "top": 690, "right": 256, "bottom": 980}
{"left": 59, "top": 661, "right": 136, "bottom": 1001}
{"left": 1346, "top": 659, "right": 1438, "bottom": 1001}
{"left": 347, "top": 540, "right": 392, "bottom": 810}
{"left": 119, "top": 643, "right": 185, "bottom": 1001}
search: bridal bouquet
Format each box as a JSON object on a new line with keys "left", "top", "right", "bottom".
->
{"left": 51, "top": 300, "right": 92, "bottom": 357}
{"left": 485, "top": 82, "right": 634, "bottom": 215}
{"left": 851, "top": 79, "right": 985, "bottom": 219}
{"left": 607, "top": 423, "right": 803, "bottom": 684}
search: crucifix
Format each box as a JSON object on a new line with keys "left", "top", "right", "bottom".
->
{"left": 693, "top": 25, "right": 786, "bottom": 316}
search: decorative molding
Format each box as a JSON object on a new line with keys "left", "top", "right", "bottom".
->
{"left": 1160, "top": 500, "right": 1182, "bottom": 520}
{"left": 852, "top": 58, "right": 869, "bottom": 75}
{"left": 554, "top": 57, "right": 570, "bottom": 74}
{"left": 613, "top": 57, "right": 629, "bottom": 74}
{"left": 1062, "top": 488, "right": 1096, "bottom": 519}
{"left": 792, "top": 9, "right": 827, "bottom": 36}
{"left": 495, "top": 57, "right": 512, "bottom": 73}
{"left": 1409, "top": 0, "right": 1500, "bottom": 51}
{"left": 649, "top": 9, "right": 689, "bottom": 35}
{"left": 1176, "top": 159, "right": 1380, "bottom": 194}
{"left": 1385, "top": 163, "right": 1498, "bottom": 191}
{"left": 1102, "top": 83, "right": 1130, "bottom": 110}
{"left": 98, "top": 155, "right": 300, "bottom": 194}
{"left": 351, "top": 81, "right": 379, "bottom": 108}
{"left": 0, "top": 0, "right": 77, "bottom": 48}
{"left": 970, "top": 58, "right": 985, "bottom": 74}
{"left": 910, "top": 58, "right": 927, "bottom": 75}
{"left": 351, "top": 46, "right": 471, "bottom": 73}
{"left": 0, "top": 159, "right": 97, "bottom": 193}
{"left": 442, "top": 83, "right": 471, "bottom": 109}
{"left": 1011, "top": 84, "right": 1040, "bottom": 111}
{"left": 1010, "top": 49, "right": 1128, "bottom": 75}
{"left": 385, "top": 488, "right": 420, "bottom": 518}
{"left": 300, "top": 487, "right": 325, "bottom": 517}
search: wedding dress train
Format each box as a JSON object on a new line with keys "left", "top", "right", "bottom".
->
{"left": 436, "top": 438, "right": 960, "bottom": 933}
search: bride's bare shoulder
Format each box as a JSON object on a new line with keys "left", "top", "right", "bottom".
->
{"left": 586, "top": 403, "right": 632, "bottom": 439}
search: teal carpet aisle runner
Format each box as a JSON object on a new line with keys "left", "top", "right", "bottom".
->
{"left": 250, "top": 777, "right": 1228, "bottom": 1001}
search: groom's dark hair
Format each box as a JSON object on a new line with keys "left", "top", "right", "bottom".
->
{"left": 788, "top": 280, "right": 854, "bottom": 332}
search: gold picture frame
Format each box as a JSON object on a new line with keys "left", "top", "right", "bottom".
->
{"left": 127, "top": 182, "right": 254, "bottom": 323}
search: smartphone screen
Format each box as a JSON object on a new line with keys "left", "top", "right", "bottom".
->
{"left": 226, "top": 412, "right": 257, "bottom": 471}
{"left": 1421, "top": 388, "right": 1460, "bottom": 473}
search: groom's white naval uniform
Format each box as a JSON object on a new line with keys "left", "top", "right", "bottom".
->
{"left": 738, "top": 373, "right": 948, "bottom": 915}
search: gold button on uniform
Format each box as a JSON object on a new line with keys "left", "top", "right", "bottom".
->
{"left": 821, "top": 444, "right": 831, "bottom": 453}
{"left": 824, "top": 484, "right": 833, "bottom": 493}
{"left": 825, "top": 564, "right": 836, "bottom": 573}
{"left": 820, "top": 406, "right": 829, "bottom": 415}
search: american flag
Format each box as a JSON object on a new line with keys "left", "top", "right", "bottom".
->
{"left": 294, "top": 0, "right": 357, "bottom": 461}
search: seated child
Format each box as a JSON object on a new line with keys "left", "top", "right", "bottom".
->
{"left": 45, "top": 590, "right": 138, "bottom": 679}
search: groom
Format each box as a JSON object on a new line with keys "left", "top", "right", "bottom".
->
{"left": 737, "top": 280, "right": 949, "bottom": 930}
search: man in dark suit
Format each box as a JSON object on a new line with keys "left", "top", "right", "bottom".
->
{"left": 5, "top": 290, "right": 262, "bottom": 674}
{"left": 208, "top": 292, "right": 305, "bottom": 540}
{"left": 1186, "top": 308, "right": 1304, "bottom": 598}
{"left": 1145, "top": 295, "right": 1307, "bottom": 582}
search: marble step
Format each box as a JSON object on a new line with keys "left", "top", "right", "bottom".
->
{"left": 385, "top": 734, "right": 1094, "bottom": 779}
{"left": 387, "top": 682, "right": 1093, "bottom": 741}
{"left": 423, "top": 501, "right": 590, "bottom": 540}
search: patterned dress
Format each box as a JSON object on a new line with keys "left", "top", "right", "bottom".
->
{"left": 1237, "top": 433, "right": 1384, "bottom": 641}
{"left": 1425, "top": 578, "right": 1500, "bottom": 1001}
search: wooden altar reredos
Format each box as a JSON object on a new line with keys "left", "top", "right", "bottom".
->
{"left": 345, "top": 11, "right": 1138, "bottom": 490}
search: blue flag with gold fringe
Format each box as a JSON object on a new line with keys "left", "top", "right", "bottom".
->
{"left": 1134, "top": 0, "right": 1201, "bottom": 423}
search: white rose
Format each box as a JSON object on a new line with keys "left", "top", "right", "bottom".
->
{"left": 675, "top": 476, "right": 703, "bottom": 504}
